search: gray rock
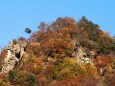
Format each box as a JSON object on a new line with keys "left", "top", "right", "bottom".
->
{"left": 72, "top": 46, "right": 93, "bottom": 64}
{"left": 1, "top": 40, "right": 27, "bottom": 73}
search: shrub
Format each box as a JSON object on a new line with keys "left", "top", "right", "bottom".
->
{"left": 26, "top": 73, "right": 36, "bottom": 86}
{"left": 96, "top": 42, "right": 111, "bottom": 55}
{"left": 80, "top": 41, "right": 94, "bottom": 49}
{"left": 8, "top": 70, "right": 15, "bottom": 82}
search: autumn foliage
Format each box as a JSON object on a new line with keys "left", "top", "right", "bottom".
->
{"left": 0, "top": 17, "right": 115, "bottom": 86}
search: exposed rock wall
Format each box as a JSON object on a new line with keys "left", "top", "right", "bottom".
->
{"left": 1, "top": 40, "right": 27, "bottom": 73}
{"left": 72, "top": 46, "right": 93, "bottom": 64}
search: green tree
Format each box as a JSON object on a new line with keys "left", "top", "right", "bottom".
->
{"left": 26, "top": 73, "right": 36, "bottom": 86}
{"left": 8, "top": 70, "right": 15, "bottom": 82}
{"left": 25, "top": 28, "right": 32, "bottom": 35}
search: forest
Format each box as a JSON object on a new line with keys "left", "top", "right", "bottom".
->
{"left": 0, "top": 17, "right": 115, "bottom": 86}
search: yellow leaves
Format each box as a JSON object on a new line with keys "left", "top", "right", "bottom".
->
{"left": 60, "top": 53, "right": 66, "bottom": 58}
{"left": 64, "top": 58, "right": 75, "bottom": 64}
{"left": 62, "top": 58, "right": 99, "bottom": 79}
{"left": 83, "top": 64, "right": 99, "bottom": 79}
{"left": 60, "top": 67, "right": 70, "bottom": 77}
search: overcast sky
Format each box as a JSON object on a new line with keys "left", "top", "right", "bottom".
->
{"left": 0, "top": 0, "right": 115, "bottom": 47}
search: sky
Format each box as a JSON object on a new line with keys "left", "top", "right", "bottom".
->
{"left": 0, "top": 0, "right": 115, "bottom": 48}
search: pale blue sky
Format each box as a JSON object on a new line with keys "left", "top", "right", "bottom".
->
{"left": 0, "top": 0, "right": 115, "bottom": 48}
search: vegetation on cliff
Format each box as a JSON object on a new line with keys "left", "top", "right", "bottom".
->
{"left": 0, "top": 17, "right": 115, "bottom": 86}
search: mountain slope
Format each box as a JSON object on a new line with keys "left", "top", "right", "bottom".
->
{"left": 0, "top": 17, "right": 115, "bottom": 86}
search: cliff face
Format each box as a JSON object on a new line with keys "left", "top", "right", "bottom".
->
{"left": 72, "top": 46, "right": 93, "bottom": 64}
{"left": 1, "top": 40, "right": 27, "bottom": 73}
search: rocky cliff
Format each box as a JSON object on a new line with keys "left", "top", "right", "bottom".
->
{"left": 1, "top": 39, "right": 27, "bottom": 73}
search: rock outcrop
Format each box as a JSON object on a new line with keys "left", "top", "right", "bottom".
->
{"left": 72, "top": 46, "right": 93, "bottom": 64}
{"left": 1, "top": 40, "right": 27, "bottom": 73}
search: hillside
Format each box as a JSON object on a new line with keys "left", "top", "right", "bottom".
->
{"left": 0, "top": 17, "right": 115, "bottom": 86}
